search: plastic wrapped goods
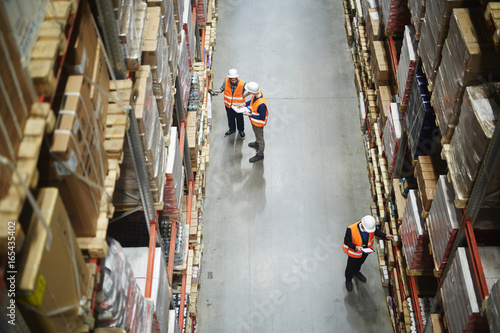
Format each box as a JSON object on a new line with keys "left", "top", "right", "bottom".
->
{"left": 441, "top": 248, "right": 488, "bottom": 333}
{"left": 485, "top": 279, "right": 500, "bottom": 333}
{"left": 400, "top": 190, "right": 433, "bottom": 271}
{"left": 447, "top": 83, "right": 500, "bottom": 206}
{"left": 405, "top": 63, "right": 440, "bottom": 158}
{"left": 397, "top": 26, "right": 418, "bottom": 109}
{"left": 427, "top": 176, "right": 461, "bottom": 271}
{"left": 382, "top": 103, "right": 403, "bottom": 167}
{"left": 407, "top": 0, "right": 425, "bottom": 38}
{"left": 380, "top": 0, "right": 411, "bottom": 35}
{"left": 432, "top": 8, "right": 500, "bottom": 140}
{"left": 417, "top": 0, "right": 479, "bottom": 85}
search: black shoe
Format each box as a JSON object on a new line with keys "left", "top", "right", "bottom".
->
{"left": 249, "top": 154, "right": 264, "bottom": 163}
{"left": 224, "top": 130, "right": 235, "bottom": 137}
{"left": 248, "top": 142, "right": 259, "bottom": 149}
{"left": 354, "top": 273, "right": 367, "bottom": 283}
{"left": 239, "top": 131, "right": 245, "bottom": 139}
{"left": 346, "top": 281, "right": 353, "bottom": 292}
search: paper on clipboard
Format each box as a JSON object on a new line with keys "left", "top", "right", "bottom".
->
{"left": 361, "top": 248, "right": 374, "bottom": 254}
{"left": 232, "top": 105, "right": 250, "bottom": 114}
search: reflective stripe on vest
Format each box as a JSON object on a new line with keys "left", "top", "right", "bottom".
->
{"left": 342, "top": 221, "right": 375, "bottom": 258}
{"left": 249, "top": 91, "right": 268, "bottom": 127}
{"left": 223, "top": 79, "right": 245, "bottom": 107}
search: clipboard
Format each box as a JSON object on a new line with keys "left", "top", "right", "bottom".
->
{"left": 231, "top": 105, "right": 250, "bottom": 114}
{"left": 361, "top": 248, "right": 374, "bottom": 254}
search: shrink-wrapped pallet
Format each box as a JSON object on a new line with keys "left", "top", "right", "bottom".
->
{"left": 407, "top": 0, "right": 425, "bottom": 38}
{"left": 405, "top": 64, "right": 439, "bottom": 158}
{"left": 417, "top": 0, "right": 479, "bottom": 86}
{"left": 427, "top": 176, "right": 460, "bottom": 271}
{"left": 441, "top": 248, "right": 488, "bottom": 333}
{"left": 485, "top": 279, "right": 500, "bottom": 333}
{"left": 446, "top": 83, "right": 500, "bottom": 207}
{"left": 178, "top": 33, "right": 191, "bottom": 112}
{"left": 432, "top": 8, "right": 500, "bottom": 141}
{"left": 380, "top": 0, "right": 411, "bottom": 35}
{"left": 400, "top": 190, "right": 433, "bottom": 271}
{"left": 382, "top": 103, "right": 402, "bottom": 167}
{"left": 397, "top": 26, "right": 418, "bottom": 109}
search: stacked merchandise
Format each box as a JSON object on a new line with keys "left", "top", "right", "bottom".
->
{"left": 382, "top": 103, "right": 403, "bottom": 168}
{"left": 174, "top": 218, "right": 189, "bottom": 269}
{"left": 407, "top": 0, "right": 425, "bottom": 39}
{"left": 142, "top": 7, "right": 175, "bottom": 137}
{"left": 405, "top": 63, "right": 439, "bottom": 158}
{"left": 400, "top": 190, "right": 433, "bottom": 271}
{"left": 188, "top": 73, "right": 201, "bottom": 113}
{"left": 396, "top": 25, "right": 418, "bottom": 110}
{"left": 417, "top": 0, "right": 479, "bottom": 86}
{"left": 0, "top": 8, "right": 36, "bottom": 200}
{"left": 18, "top": 188, "right": 90, "bottom": 332}
{"left": 441, "top": 248, "right": 488, "bottom": 332}
{"left": 122, "top": 247, "right": 171, "bottom": 333}
{"left": 163, "top": 127, "right": 184, "bottom": 218}
{"left": 182, "top": 0, "right": 196, "bottom": 68}
{"left": 446, "top": 83, "right": 500, "bottom": 206}
{"left": 113, "top": 66, "right": 166, "bottom": 206}
{"left": 362, "top": 0, "right": 380, "bottom": 42}
{"left": 478, "top": 246, "right": 500, "bottom": 293}
{"left": 178, "top": 33, "right": 192, "bottom": 112}
{"left": 49, "top": 75, "right": 108, "bottom": 236}
{"left": 95, "top": 239, "right": 155, "bottom": 332}
{"left": 117, "top": 0, "right": 148, "bottom": 70}
{"left": 197, "top": 0, "right": 208, "bottom": 26}
{"left": 152, "top": 0, "right": 179, "bottom": 82}
{"left": 485, "top": 279, "right": 500, "bottom": 333}
{"left": 432, "top": 8, "right": 500, "bottom": 142}
{"left": 380, "top": 0, "right": 411, "bottom": 35}
{"left": 173, "top": 293, "right": 189, "bottom": 333}
{"left": 427, "top": 176, "right": 461, "bottom": 271}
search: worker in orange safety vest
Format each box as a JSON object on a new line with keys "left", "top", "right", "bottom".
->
{"left": 210, "top": 68, "right": 248, "bottom": 139}
{"left": 343, "top": 215, "right": 393, "bottom": 292}
{"left": 241, "top": 82, "right": 268, "bottom": 163}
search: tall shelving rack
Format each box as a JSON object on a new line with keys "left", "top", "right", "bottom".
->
{"left": 344, "top": 1, "right": 500, "bottom": 332}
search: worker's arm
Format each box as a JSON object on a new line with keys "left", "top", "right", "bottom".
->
{"left": 344, "top": 228, "right": 358, "bottom": 251}
{"left": 375, "top": 229, "right": 393, "bottom": 241}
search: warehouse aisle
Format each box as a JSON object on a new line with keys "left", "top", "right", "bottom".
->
{"left": 198, "top": 1, "right": 393, "bottom": 332}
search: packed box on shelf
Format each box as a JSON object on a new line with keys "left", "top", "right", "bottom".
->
{"left": 432, "top": 8, "right": 500, "bottom": 143}
{"left": 178, "top": 32, "right": 192, "bottom": 112}
{"left": 414, "top": 155, "right": 444, "bottom": 214}
{"left": 382, "top": 103, "right": 402, "bottom": 168}
{"left": 95, "top": 238, "right": 155, "bottom": 332}
{"left": 441, "top": 247, "right": 489, "bottom": 332}
{"left": 418, "top": 0, "right": 480, "bottom": 87}
{"left": 380, "top": 0, "right": 411, "bottom": 35}
{"left": 427, "top": 175, "right": 461, "bottom": 272}
{"left": 400, "top": 190, "right": 434, "bottom": 272}
{"left": 49, "top": 75, "right": 108, "bottom": 237}
{"left": 117, "top": 0, "right": 147, "bottom": 70}
{"left": 404, "top": 63, "right": 440, "bottom": 159}
{"left": 123, "top": 247, "right": 171, "bottom": 333}
{"left": 18, "top": 188, "right": 90, "bottom": 333}
{"left": 444, "top": 83, "right": 500, "bottom": 207}
{"left": 396, "top": 26, "right": 418, "bottom": 110}
{"left": 163, "top": 127, "right": 184, "bottom": 219}
{"left": 485, "top": 279, "right": 500, "bottom": 333}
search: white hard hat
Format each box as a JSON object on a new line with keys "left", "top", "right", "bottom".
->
{"left": 361, "top": 215, "right": 376, "bottom": 232}
{"left": 227, "top": 68, "right": 239, "bottom": 78}
{"left": 246, "top": 82, "right": 259, "bottom": 94}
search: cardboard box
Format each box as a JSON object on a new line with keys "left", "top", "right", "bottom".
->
{"left": 18, "top": 188, "right": 90, "bottom": 332}
{"left": 66, "top": 1, "right": 98, "bottom": 77}
{"left": 90, "top": 42, "right": 109, "bottom": 133}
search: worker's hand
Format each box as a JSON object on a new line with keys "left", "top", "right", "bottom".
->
{"left": 209, "top": 90, "right": 218, "bottom": 96}
{"left": 243, "top": 111, "right": 251, "bottom": 116}
{"left": 386, "top": 234, "right": 394, "bottom": 240}
{"left": 356, "top": 246, "right": 363, "bottom": 252}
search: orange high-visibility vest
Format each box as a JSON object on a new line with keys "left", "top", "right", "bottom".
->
{"left": 248, "top": 91, "right": 268, "bottom": 127}
{"left": 223, "top": 79, "right": 245, "bottom": 108}
{"left": 342, "top": 221, "right": 375, "bottom": 258}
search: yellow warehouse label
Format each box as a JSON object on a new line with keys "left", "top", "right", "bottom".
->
{"left": 19, "top": 274, "right": 46, "bottom": 307}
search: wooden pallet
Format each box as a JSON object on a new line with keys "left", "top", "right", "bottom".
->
{"left": 0, "top": 103, "right": 55, "bottom": 223}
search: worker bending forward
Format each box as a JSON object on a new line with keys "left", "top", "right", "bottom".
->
{"left": 342, "top": 215, "right": 393, "bottom": 292}
{"left": 242, "top": 82, "right": 268, "bottom": 163}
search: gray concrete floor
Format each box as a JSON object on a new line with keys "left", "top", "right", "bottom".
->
{"left": 197, "top": 0, "right": 393, "bottom": 332}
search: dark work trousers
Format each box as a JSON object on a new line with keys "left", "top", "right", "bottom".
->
{"left": 252, "top": 124, "right": 265, "bottom": 156}
{"left": 345, "top": 253, "right": 368, "bottom": 282}
{"left": 225, "top": 106, "right": 245, "bottom": 133}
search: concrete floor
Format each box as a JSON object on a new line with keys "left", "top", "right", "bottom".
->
{"left": 198, "top": 0, "right": 393, "bottom": 332}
